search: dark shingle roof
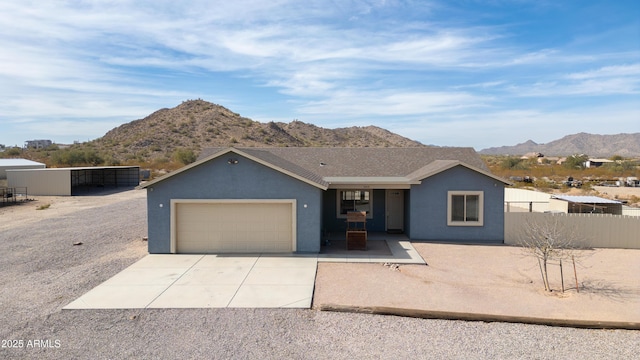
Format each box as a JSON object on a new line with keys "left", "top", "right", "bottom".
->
{"left": 237, "top": 148, "right": 328, "bottom": 187}
{"left": 199, "top": 147, "right": 488, "bottom": 178}
{"left": 133, "top": 146, "right": 509, "bottom": 190}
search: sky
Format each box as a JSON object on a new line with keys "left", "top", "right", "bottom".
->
{"left": 1, "top": 0, "right": 639, "bottom": 150}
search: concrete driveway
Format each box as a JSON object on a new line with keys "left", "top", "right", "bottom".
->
{"left": 64, "top": 240, "right": 425, "bottom": 310}
{"left": 64, "top": 254, "right": 318, "bottom": 309}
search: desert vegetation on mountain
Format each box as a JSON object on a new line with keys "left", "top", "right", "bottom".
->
{"left": 2, "top": 100, "right": 424, "bottom": 172}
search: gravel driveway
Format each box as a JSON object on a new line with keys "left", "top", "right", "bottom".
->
{"left": 1, "top": 190, "right": 638, "bottom": 359}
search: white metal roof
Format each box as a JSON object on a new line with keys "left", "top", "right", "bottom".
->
{"left": 6, "top": 165, "right": 138, "bottom": 172}
{"left": 551, "top": 195, "right": 622, "bottom": 204}
{"left": 0, "top": 159, "right": 45, "bottom": 166}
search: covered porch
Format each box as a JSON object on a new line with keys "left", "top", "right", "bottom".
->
{"left": 322, "top": 181, "right": 411, "bottom": 234}
{"left": 319, "top": 232, "right": 424, "bottom": 264}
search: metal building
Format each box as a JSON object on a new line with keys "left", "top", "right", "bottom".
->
{"left": 0, "top": 159, "right": 46, "bottom": 179}
{"left": 7, "top": 166, "right": 140, "bottom": 195}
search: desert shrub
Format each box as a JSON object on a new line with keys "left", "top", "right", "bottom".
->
{"left": 84, "top": 150, "right": 104, "bottom": 166}
{"left": 173, "top": 148, "right": 196, "bottom": 165}
{"left": 4, "top": 147, "right": 22, "bottom": 156}
{"left": 563, "top": 154, "right": 588, "bottom": 170}
{"left": 51, "top": 149, "right": 82, "bottom": 166}
{"left": 501, "top": 157, "right": 527, "bottom": 170}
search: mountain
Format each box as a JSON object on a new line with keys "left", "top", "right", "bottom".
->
{"left": 479, "top": 132, "right": 640, "bottom": 157}
{"left": 93, "top": 99, "right": 426, "bottom": 163}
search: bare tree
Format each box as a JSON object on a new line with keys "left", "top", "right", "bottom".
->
{"left": 518, "top": 215, "right": 584, "bottom": 292}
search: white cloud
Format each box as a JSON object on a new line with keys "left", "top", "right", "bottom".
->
{"left": 1, "top": 0, "right": 638, "bottom": 148}
{"left": 566, "top": 63, "right": 640, "bottom": 80}
{"left": 298, "top": 89, "right": 489, "bottom": 118}
{"left": 507, "top": 63, "right": 640, "bottom": 97}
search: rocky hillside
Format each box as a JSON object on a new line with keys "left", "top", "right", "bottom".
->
{"left": 479, "top": 132, "right": 640, "bottom": 157}
{"left": 91, "top": 99, "right": 425, "bottom": 163}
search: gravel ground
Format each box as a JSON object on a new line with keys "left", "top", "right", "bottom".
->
{"left": 1, "top": 191, "right": 638, "bottom": 359}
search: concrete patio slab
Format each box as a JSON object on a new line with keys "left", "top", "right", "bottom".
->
{"left": 319, "top": 240, "right": 425, "bottom": 265}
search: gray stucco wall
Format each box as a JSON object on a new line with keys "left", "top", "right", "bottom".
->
{"left": 408, "top": 166, "right": 505, "bottom": 243}
{"left": 146, "top": 154, "right": 323, "bottom": 253}
{"left": 322, "top": 189, "right": 386, "bottom": 234}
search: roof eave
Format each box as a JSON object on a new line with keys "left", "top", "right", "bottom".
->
{"left": 324, "top": 177, "right": 420, "bottom": 189}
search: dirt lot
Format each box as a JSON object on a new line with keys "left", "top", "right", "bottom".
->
{"left": 592, "top": 185, "right": 640, "bottom": 205}
{"left": 314, "top": 242, "right": 640, "bottom": 324}
{"left": 0, "top": 188, "right": 142, "bottom": 231}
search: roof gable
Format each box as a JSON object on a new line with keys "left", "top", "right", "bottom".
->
{"left": 407, "top": 160, "right": 511, "bottom": 184}
{"left": 140, "top": 148, "right": 328, "bottom": 190}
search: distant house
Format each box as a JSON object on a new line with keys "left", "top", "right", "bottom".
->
{"left": 521, "top": 152, "right": 543, "bottom": 160}
{"left": 584, "top": 158, "right": 614, "bottom": 168}
{"left": 25, "top": 139, "right": 53, "bottom": 149}
{"left": 536, "top": 156, "right": 565, "bottom": 165}
{"left": 140, "top": 147, "right": 511, "bottom": 254}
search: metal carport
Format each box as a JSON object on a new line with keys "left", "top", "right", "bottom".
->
{"left": 7, "top": 166, "right": 140, "bottom": 196}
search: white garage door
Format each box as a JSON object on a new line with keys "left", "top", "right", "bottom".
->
{"left": 174, "top": 201, "right": 295, "bottom": 253}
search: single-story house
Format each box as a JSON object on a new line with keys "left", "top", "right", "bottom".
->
{"left": 0, "top": 159, "right": 45, "bottom": 179}
{"left": 140, "top": 147, "right": 511, "bottom": 254}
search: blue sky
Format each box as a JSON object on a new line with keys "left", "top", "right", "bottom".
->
{"left": 1, "top": 0, "right": 639, "bottom": 150}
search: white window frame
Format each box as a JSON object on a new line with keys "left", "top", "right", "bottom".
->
{"left": 447, "top": 191, "right": 484, "bottom": 226}
{"left": 336, "top": 189, "right": 373, "bottom": 219}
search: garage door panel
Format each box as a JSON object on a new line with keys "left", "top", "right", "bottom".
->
{"left": 175, "top": 202, "right": 294, "bottom": 253}
{"left": 179, "top": 240, "right": 210, "bottom": 253}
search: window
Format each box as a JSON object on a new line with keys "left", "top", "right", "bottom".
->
{"left": 447, "top": 191, "right": 483, "bottom": 226}
{"left": 337, "top": 190, "right": 372, "bottom": 218}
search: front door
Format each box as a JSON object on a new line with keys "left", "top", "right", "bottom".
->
{"left": 386, "top": 190, "right": 404, "bottom": 232}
